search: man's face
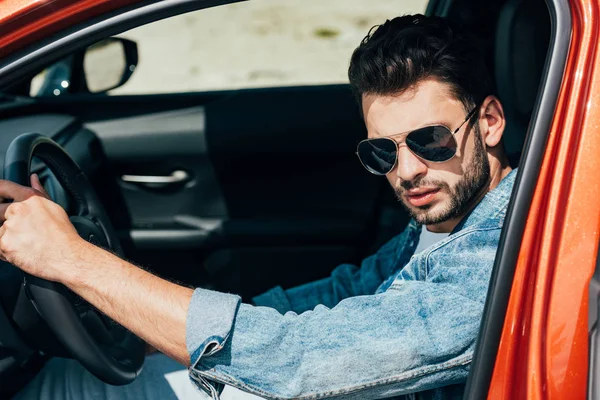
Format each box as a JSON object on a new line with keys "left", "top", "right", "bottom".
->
{"left": 362, "top": 79, "right": 490, "bottom": 228}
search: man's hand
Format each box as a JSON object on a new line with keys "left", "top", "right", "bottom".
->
{"left": 0, "top": 175, "right": 85, "bottom": 283}
{"left": 0, "top": 175, "right": 193, "bottom": 365}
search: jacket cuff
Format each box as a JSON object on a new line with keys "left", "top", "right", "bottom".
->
{"left": 251, "top": 285, "right": 292, "bottom": 314}
{"left": 186, "top": 288, "right": 241, "bottom": 398}
{"left": 186, "top": 287, "right": 241, "bottom": 367}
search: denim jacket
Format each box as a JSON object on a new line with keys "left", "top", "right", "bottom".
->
{"left": 186, "top": 169, "right": 517, "bottom": 400}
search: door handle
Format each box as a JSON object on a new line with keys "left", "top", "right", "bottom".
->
{"left": 121, "top": 170, "right": 190, "bottom": 185}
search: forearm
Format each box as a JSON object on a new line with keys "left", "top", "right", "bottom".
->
{"left": 62, "top": 240, "right": 193, "bottom": 366}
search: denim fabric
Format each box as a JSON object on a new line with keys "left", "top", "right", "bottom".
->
{"left": 186, "top": 170, "right": 517, "bottom": 400}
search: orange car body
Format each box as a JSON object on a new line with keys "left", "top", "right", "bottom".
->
{"left": 0, "top": 0, "right": 142, "bottom": 58}
{"left": 489, "top": 0, "right": 599, "bottom": 398}
{"left": 0, "top": 0, "right": 597, "bottom": 399}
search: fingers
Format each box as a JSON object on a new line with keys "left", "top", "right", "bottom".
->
{"left": 30, "top": 173, "right": 43, "bottom": 192}
{"left": 0, "top": 203, "right": 9, "bottom": 223}
{"left": 0, "top": 176, "right": 50, "bottom": 203}
{"left": 0, "top": 180, "right": 35, "bottom": 202}
{"left": 0, "top": 176, "right": 53, "bottom": 223}
{"left": 30, "top": 174, "right": 50, "bottom": 199}
{"left": 0, "top": 225, "right": 6, "bottom": 262}
{"left": 0, "top": 224, "right": 8, "bottom": 261}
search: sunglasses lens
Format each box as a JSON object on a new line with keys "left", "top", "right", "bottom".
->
{"left": 357, "top": 138, "right": 397, "bottom": 175}
{"left": 406, "top": 126, "right": 457, "bottom": 162}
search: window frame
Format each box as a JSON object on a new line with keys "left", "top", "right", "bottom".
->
{"left": 460, "top": 0, "right": 572, "bottom": 398}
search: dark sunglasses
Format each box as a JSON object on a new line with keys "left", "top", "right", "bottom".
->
{"left": 356, "top": 105, "right": 480, "bottom": 175}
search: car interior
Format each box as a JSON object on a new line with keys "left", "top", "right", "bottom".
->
{"left": 0, "top": 0, "right": 552, "bottom": 397}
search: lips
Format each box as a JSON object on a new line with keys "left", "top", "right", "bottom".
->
{"left": 404, "top": 188, "right": 440, "bottom": 207}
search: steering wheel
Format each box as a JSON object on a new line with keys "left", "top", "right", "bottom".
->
{"left": 3, "top": 132, "right": 145, "bottom": 385}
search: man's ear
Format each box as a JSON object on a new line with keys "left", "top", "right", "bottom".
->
{"left": 478, "top": 95, "right": 505, "bottom": 148}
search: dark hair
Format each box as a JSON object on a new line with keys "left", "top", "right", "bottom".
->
{"left": 348, "top": 14, "right": 494, "bottom": 112}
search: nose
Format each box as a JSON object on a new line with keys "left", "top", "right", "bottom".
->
{"left": 394, "top": 145, "right": 428, "bottom": 182}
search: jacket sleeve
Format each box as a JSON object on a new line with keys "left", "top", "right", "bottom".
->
{"left": 251, "top": 221, "right": 419, "bottom": 314}
{"left": 187, "top": 226, "right": 500, "bottom": 400}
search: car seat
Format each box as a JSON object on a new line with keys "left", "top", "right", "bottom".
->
{"left": 494, "top": 0, "right": 551, "bottom": 165}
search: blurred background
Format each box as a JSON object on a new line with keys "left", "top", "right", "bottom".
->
{"left": 109, "top": 0, "right": 427, "bottom": 94}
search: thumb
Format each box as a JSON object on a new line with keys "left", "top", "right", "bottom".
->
{"left": 30, "top": 174, "right": 50, "bottom": 199}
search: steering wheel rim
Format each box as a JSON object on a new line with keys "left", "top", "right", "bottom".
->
{"left": 3, "top": 132, "right": 144, "bottom": 385}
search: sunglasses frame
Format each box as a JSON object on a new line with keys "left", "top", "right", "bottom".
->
{"left": 356, "top": 104, "right": 480, "bottom": 175}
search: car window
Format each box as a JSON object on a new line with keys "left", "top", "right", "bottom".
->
{"left": 30, "top": 0, "right": 427, "bottom": 97}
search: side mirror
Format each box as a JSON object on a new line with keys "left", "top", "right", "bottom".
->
{"left": 83, "top": 38, "right": 138, "bottom": 93}
{"left": 30, "top": 37, "right": 138, "bottom": 97}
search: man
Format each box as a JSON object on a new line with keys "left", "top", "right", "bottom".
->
{"left": 10, "top": 14, "right": 514, "bottom": 399}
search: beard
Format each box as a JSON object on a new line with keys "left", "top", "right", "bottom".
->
{"left": 395, "top": 125, "right": 491, "bottom": 225}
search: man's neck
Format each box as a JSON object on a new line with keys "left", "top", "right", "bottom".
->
{"left": 426, "top": 164, "right": 513, "bottom": 233}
